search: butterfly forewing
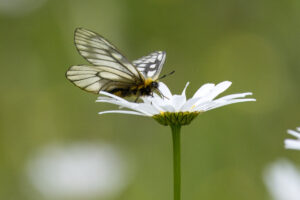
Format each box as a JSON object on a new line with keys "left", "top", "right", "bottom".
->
{"left": 133, "top": 51, "right": 166, "bottom": 80}
{"left": 66, "top": 65, "right": 135, "bottom": 94}
{"left": 66, "top": 28, "right": 146, "bottom": 94}
{"left": 74, "top": 28, "right": 143, "bottom": 80}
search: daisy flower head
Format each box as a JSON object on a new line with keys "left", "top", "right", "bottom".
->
{"left": 263, "top": 159, "right": 300, "bottom": 200}
{"left": 96, "top": 81, "right": 255, "bottom": 126}
{"left": 96, "top": 81, "right": 255, "bottom": 200}
{"left": 285, "top": 127, "right": 300, "bottom": 150}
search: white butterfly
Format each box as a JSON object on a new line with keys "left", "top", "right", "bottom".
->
{"left": 66, "top": 28, "right": 167, "bottom": 97}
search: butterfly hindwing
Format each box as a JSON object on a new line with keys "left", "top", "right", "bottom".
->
{"left": 133, "top": 51, "right": 166, "bottom": 80}
{"left": 66, "top": 65, "right": 135, "bottom": 94}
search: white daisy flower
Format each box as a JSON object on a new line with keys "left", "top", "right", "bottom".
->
{"left": 96, "top": 81, "right": 255, "bottom": 126}
{"left": 96, "top": 81, "right": 255, "bottom": 200}
{"left": 285, "top": 127, "right": 300, "bottom": 150}
{"left": 26, "top": 142, "right": 131, "bottom": 199}
{"left": 263, "top": 159, "right": 300, "bottom": 200}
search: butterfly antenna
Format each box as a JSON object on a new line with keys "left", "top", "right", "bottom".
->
{"left": 134, "top": 95, "right": 141, "bottom": 102}
{"left": 158, "top": 70, "right": 175, "bottom": 80}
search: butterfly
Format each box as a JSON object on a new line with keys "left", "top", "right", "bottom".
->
{"left": 66, "top": 28, "right": 169, "bottom": 99}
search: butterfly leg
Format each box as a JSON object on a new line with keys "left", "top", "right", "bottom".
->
{"left": 134, "top": 95, "right": 140, "bottom": 102}
{"left": 156, "top": 88, "right": 169, "bottom": 100}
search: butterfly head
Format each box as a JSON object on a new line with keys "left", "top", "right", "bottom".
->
{"left": 146, "top": 78, "right": 159, "bottom": 89}
{"left": 151, "top": 81, "right": 159, "bottom": 89}
{"left": 136, "top": 78, "right": 159, "bottom": 96}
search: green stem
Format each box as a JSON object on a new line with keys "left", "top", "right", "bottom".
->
{"left": 171, "top": 124, "right": 181, "bottom": 200}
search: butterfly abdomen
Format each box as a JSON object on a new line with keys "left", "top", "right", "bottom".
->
{"left": 109, "top": 88, "right": 133, "bottom": 97}
{"left": 108, "top": 79, "right": 159, "bottom": 97}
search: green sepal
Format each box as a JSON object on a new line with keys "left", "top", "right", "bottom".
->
{"left": 153, "top": 111, "right": 200, "bottom": 126}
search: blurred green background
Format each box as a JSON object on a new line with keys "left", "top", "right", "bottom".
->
{"left": 1, "top": 0, "right": 300, "bottom": 199}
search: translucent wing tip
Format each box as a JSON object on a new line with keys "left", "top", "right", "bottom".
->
{"left": 74, "top": 27, "right": 85, "bottom": 35}
{"left": 156, "top": 51, "right": 166, "bottom": 61}
{"left": 75, "top": 27, "right": 83, "bottom": 31}
{"left": 75, "top": 27, "right": 90, "bottom": 32}
{"left": 74, "top": 27, "right": 93, "bottom": 36}
{"left": 154, "top": 51, "right": 166, "bottom": 56}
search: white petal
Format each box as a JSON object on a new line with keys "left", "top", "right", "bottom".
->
{"left": 96, "top": 99, "right": 135, "bottom": 109}
{"left": 158, "top": 82, "right": 172, "bottom": 99}
{"left": 141, "top": 95, "right": 164, "bottom": 105}
{"left": 198, "top": 98, "right": 256, "bottom": 111}
{"left": 151, "top": 95, "right": 171, "bottom": 106}
{"left": 134, "top": 104, "right": 160, "bottom": 115}
{"left": 181, "top": 82, "right": 190, "bottom": 96}
{"left": 192, "top": 98, "right": 211, "bottom": 108}
{"left": 170, "top": 95, "right": 186, "bottom": 112}
{"left": 181, "top": 97, "right": 201, "bottom": 112}
{"left": 159, "top": 104, "right": 176, "bottom": 112}
{"left": 287, "top": 130, "right": 300, "bottom": 139}
{"left": 98, "top": 110, "right": 147, "bottom": 116}
{"left": 150, "top": 101, "right": 166, "bottom": 112}
{"left": 191, "top": 82, "right": 232, "bottom": 108}
{"left": 285, "top": 139, "right": 300, "bottom": 150}
{"left": 140, "top": 96, "right": 153, "bottom": 104}
{"left": 218, "top": 98, "right": 256, "bottom": 107}
{"left": 195, "top": 101, "right": 218, "bottom": 111}
{"left": 205, "top": 81, "right": 232, "bottom": 101}
{"left": 99, "top": 91, "right": 125, "bottom": 101}
{"left": 217, "top": 92, "right": 253, "bottom": 101}
{"left": 96, "top": 96, "right": 114, "bottom": 101}
{"left": 193, "top": 83, "right": 215, "bottom": 98}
